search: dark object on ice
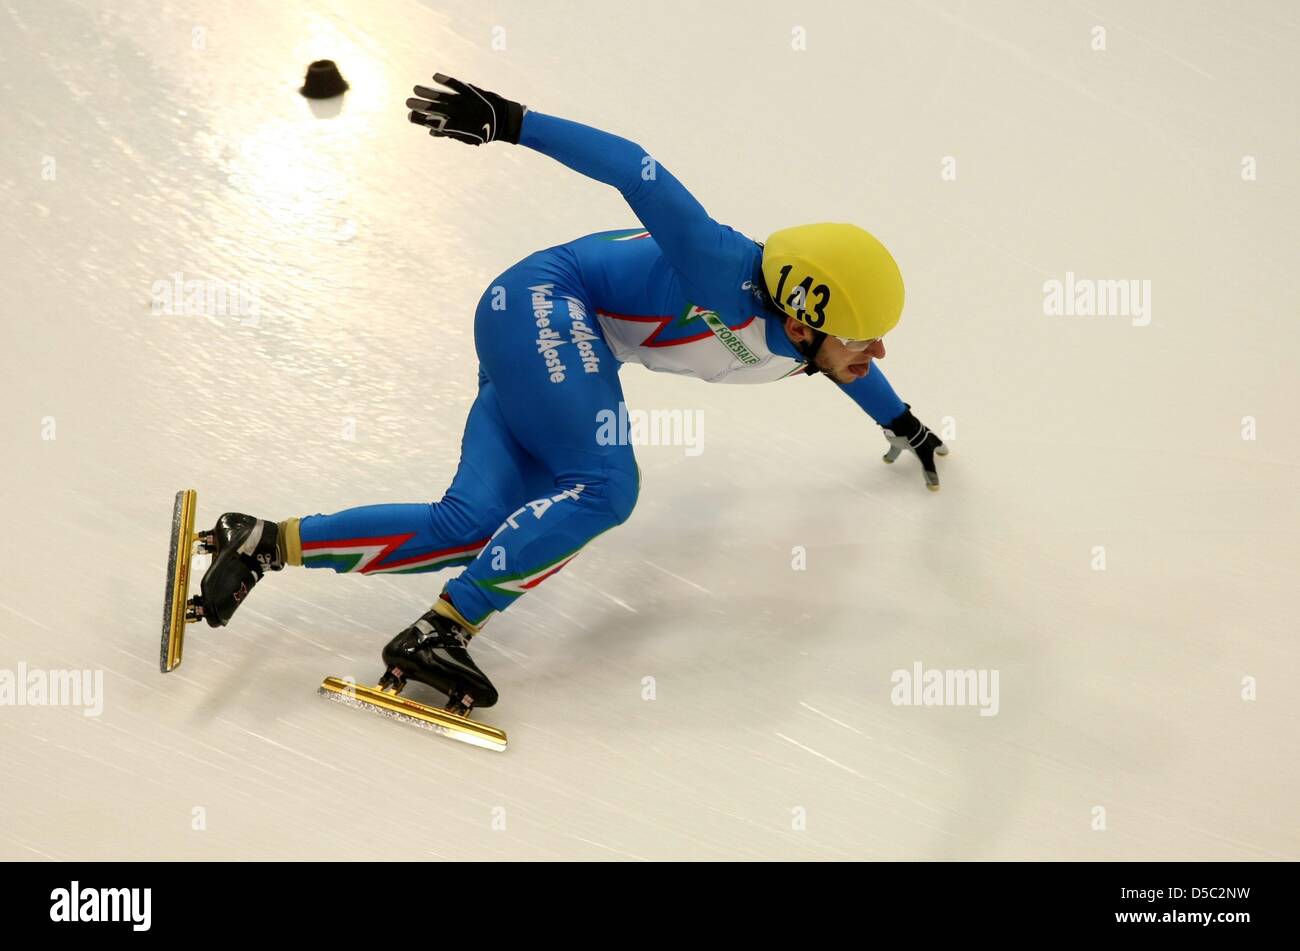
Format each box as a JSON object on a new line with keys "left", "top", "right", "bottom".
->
{"left": 300, "top": 60, "right": 349, "bottom": 99}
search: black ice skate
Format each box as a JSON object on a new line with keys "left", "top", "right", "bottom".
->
{"left": 196, "top": 511, "right": 284, "bottom": 628}
{"left": 318, "top": 604, "right": 507, "bottom": 752}
{"left": 159, "top": 489, "right": 283, "bottom": 673}
{"left": 379, "top": 608, "right": 499, "bottom": 712}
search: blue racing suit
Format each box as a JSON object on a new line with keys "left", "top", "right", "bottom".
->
{"left": 297, "top": 112, "right": 907, "bottom": 627}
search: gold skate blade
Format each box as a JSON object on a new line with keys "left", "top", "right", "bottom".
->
{"left": 159, "top": 489, "right": 198, "bottom": 673}
{"left": 317, "top": 677, "right": 507, "bottom": 752}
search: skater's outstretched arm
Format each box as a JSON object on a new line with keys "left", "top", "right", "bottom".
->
{"left": 837, "top": 363, "right": 906, "bottom": 426}
{"left": 517, "top": 113, "right": 752, "bottom": 290}
{"left": 406, "top": 74, "right": 753, "bottom": 295}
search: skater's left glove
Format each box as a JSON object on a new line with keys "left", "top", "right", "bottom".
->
{"left": 882, "top": 405, "right": 949, "bottom": 492}
{"left": 406, "top": 73, "right": 526, "bottom": 146}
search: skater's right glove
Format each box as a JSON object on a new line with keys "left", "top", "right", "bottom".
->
{"left": 882, "top": 404, "right": 949, "bottom": 492}
{"left": 406, "top": 73, "right": 526, "bottom": 146}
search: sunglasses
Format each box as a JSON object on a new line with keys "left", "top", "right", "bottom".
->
{"left": 835, "top": 336, "right": 880, "bottom": 351}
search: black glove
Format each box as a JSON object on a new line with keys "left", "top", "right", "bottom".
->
{"left": 882, "top": 404, "right": 949, "bottom": 492}
{"left": 406, "top": 73, "right": 526, "bottom": 146}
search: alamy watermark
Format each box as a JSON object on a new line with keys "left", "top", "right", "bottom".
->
{"left": 0, "top": 663, "right": 104, "bottom": 716}
{"left": 50, "top": 882, "right": 150, "bottom": 931}
{"left": 596, "top": 401, "right": 704, "bottom": 456}
{"left": 1043, "top": 271, "right": 1150, "bottom": 327}
{"left": 890, "top": 661, "right": 999, "bottom": 717}
{"left": 150, "top": 272, "right": 261, "bottom": 326}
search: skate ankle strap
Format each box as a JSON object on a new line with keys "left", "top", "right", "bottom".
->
{"left": 433, "top": 595, "right": 480, "bottom": 636}
{"left": 278, "top": 518, "right": 302, "bottom": 567}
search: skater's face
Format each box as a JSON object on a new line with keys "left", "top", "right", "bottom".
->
{"left": 783, "top": 318, "right": 886, "bottom": 384}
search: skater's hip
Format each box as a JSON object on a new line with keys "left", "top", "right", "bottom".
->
{"left": 474, "top": 248, "right": 610, "bottom": 379}
{"left": 477, "top": 245, "right": 591, "bottom": 315}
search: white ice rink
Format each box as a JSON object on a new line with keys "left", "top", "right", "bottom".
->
{"left": 1, "top": 0, "right": 1297, "bottom": 860}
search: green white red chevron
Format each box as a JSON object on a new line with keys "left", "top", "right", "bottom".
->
{"left": 302, "top": 533, "right": 488, "bottom": 574}
{"left": 475, "top": 548, "right": 582, "bottom": 597}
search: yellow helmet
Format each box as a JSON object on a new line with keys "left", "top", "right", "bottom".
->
{"left": 761, "top": 223, "right": 904, "bottom": 339}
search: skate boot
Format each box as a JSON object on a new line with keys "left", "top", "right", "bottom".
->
{"left": 379, "top": 606, "right": 498, "bottom": 713}
{"left": 317, "top": 595, "right": 507, "bottom": 750}
{"left": 196, "top": 513, "right": 284, "bottom": 628}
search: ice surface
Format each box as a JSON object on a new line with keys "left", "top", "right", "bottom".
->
{"left": 1, "top": 0, "right": 1297, "bottom": 860}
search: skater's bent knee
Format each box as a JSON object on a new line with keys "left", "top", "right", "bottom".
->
{"left": 601, "top": 462, "right": 640, "bottom": 525}
{"left": 556, "top": 459, "right": 638, "bottom": 526}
